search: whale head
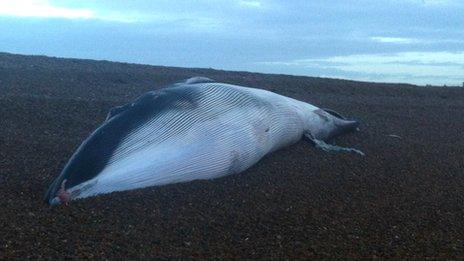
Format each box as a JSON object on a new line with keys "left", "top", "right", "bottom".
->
{"left": 43, "top": 120, "right": 120, "bottom": 205}
{"left": 44, "top": 91, "right": 164, "bottom": 205}
{"left": 44, "top": 87, "right": 204, "bottom": 205}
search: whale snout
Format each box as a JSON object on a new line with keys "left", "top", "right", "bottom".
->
{"left": 44, "top": 177, "right": 91, "bottom": 205}
{"left": 44, "top": 180, "right": 59, "bottom": 205}
{"left": 48, "top": 196, "right": 62, "bottom": 205}
{"left": 44, "top": 178, "right": 70, "bottom": 205}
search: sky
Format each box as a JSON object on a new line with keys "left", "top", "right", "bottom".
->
{"left": 0, "top": 0, "right": 463, "bottom": 86}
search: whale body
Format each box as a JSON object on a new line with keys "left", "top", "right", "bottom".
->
{"left": 45, "top": 77, "right": 361, "bottom": 205}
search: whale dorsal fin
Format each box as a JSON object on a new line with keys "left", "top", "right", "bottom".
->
{"left": 182, "top": 76, "right": 215, "bottom": 84}
{"left": 105, "top": 103, "right": 131, "bottom": 121}
{"left": 167, "top": 77, "right": 215, "bottom": 89}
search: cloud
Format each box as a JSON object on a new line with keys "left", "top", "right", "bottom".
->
{"left": 0, "top": 0, "right": 93, "bottom": 19}
{"left": 0, "top": 0, "right": 94, "bottom": 19}
{"left": 0, "top": 0, "right": 141, "bottom": 22}
{"left": 238, "top": 0, "right": 262, "bottom": 8}
{"left": 0, "top": 0, "right": 463, "bottom": 85}
{"left": 370, "top": 37, "right": 421, "bottom": 44}
{"left": 259, "top": 52, "right": 464, "bottom": 85}
{"left": 420, "top": 0, "right": 459, "bottom": 6}
{"left": 402, "top": 0, "right": 462, "bottom": 6}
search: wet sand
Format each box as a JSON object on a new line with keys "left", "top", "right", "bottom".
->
{"left": 1, "top": 52, "right": 464, "bottom": 259}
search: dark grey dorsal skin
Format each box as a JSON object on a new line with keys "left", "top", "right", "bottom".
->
{"left": 44, "top": 86, "right": 206, "bottom": 203}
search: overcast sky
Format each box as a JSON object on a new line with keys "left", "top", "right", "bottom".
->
{"left": 0, "top": 0, "right": 463, "bottom": 85}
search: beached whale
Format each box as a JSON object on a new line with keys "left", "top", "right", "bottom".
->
{"left": 44, "top": 77, "right": 362, "bottom": 205}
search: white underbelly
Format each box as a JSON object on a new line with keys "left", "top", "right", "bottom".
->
{"left": 77, "top": 106, "right": 303, "bottom": 198}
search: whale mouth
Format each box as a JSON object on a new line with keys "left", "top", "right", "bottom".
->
{"left": 46, "top": 177, "right": 98, "bottom": 205}
{"left": 45, "top": 179, "right": 70, "bottom": 205}
{"left": 49, "top": 196, "right": 62, "bottom": 205}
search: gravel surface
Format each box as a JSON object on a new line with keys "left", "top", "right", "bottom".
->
{"left": 1, "top": 53, "right": 464, "bottom": 259}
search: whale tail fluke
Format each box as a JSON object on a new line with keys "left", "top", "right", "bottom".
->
{"left": 306, "top": 109, "right": 364, "bottom": 155}
{"left": 334, "top": 118, "right": 360, "bottom": 135}
{"left": 311, "top": 108, "right": 360, "bottom": 140}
